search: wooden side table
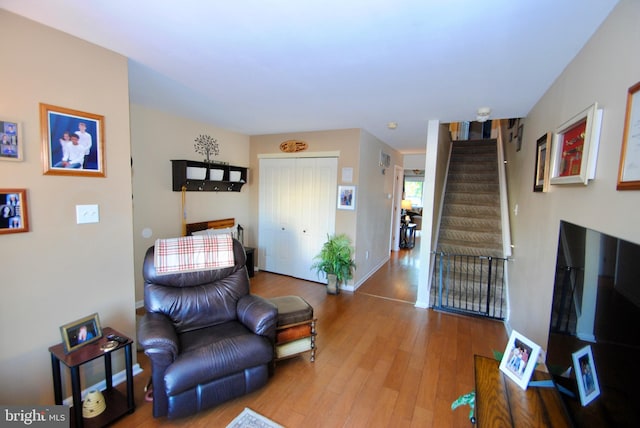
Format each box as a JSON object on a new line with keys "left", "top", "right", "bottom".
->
{"left": 474, "top": 355, "right": 572, "bottom": 427}
{"left": 49, "top": 327, "right": 135, "bottom": 428}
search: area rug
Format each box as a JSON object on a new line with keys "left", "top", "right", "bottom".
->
{"left": 226, "top": 407, "right": 284, "bottom": 428}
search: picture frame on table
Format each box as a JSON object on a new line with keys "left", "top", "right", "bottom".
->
{"left": 550, "top": 103, "right": 603, "bottom": 185}
{"left": 534, "top": 133, "right": 551, "bottom": 192}
{"left": 40, "top": 103, "right": 105, "bottom": 177}
{"left": 0, "top": 188, "right": 29, "bottom": 235}
{"left": 617, "top": 81, "right": 640, "bottom": 190}
{"left": 0, "top": 118, "right": 23, "bottom": 161}
{"left": 572, "top": 345, "right": 601, "bottom": 406}
{"left": 60, "top": 313, "right": 102, "bottom": 353}
{"left": 499, "top": 330, "right": 542, "bottom": 390}
{"left": 337, "top": 185, "right": 356, "bottom": 210}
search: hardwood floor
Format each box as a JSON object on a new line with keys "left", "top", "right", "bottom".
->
{"left": 356, "top": 238, "right": 421, "bottom": 303}
{"left": 118, "top": 251, "right": 507, "bottom": 427}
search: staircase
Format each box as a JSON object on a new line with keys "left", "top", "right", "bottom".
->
{"left": 430, "top": 139, "right": 507, "bottom": 319}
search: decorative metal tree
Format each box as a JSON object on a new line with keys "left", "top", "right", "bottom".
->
{"left": 194, "top": 134, "right": 219, "bottom": 163}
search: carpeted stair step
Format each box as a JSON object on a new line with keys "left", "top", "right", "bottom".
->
{"left": 440, "top": 215, "right": 502, "bottom": 232}
{"left": 444, "top": 191, "right": 500, "bottom": 206}
{"left": 442, "top": 203, "right": 501, "bottom": 218}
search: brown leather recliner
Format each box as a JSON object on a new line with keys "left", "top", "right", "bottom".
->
{"left": 137, "top": 239, "right": 277, "bottom": 419}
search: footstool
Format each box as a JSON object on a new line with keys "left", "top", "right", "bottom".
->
{"left": 268, "top": 295, "right": 317, "bottom": 362}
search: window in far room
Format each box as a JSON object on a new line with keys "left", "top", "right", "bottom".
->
{"left": 404, "top": 170, "right": 424, "bottom": 208}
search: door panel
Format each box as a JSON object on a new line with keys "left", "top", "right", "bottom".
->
{"left": 259, "top": 157, "right": 337, "bottom": 282}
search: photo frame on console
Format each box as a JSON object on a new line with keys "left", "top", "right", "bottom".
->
{"left": 60, "top": 313, "right": 102, "bottom": 353}
{"left": 550, "top": 103, "right": 602, "bottom": 185}
{"left": 40, "top": 103, "right": 105, "bottom": 177}
{"left": 499, "top": 330, "right": 542, "bottom": 390}
{"left": 617, "top": 81, "right": 640, "bottom": 190}
{"left": 572, "top": 345, "right": 601, "bottom": 406}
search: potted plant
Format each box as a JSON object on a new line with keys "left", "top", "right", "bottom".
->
{"left": 311, "top": 233, "right": 356, "bottom": 294}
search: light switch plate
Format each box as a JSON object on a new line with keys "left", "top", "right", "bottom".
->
{"left": 76, "top": 204, "right": 99, "bottom": 224}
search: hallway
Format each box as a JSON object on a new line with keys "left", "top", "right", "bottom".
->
{"left": 356, "top": 236, "right": 421, "bottom": 304}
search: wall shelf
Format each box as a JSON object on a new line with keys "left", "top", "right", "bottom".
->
{"left": 171, "top": 160, "right": 247, "bottom": 192}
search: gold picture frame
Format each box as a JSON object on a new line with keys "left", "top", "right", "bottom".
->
{"left": 0, "top": 188, "right": 29, "bottom": 234}
{"left": 550, "top": 103, "right": 602, "bottom": 185}
{"left": 60, "top": 313, "right": 102, "bottom": 353}
{"left": 617, "top": 81, "right": 640, "bottom": 190}
{"left": 40, "top": 103, "right": 105, "bottom": 177}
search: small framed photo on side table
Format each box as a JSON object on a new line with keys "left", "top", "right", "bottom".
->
{"left": 572, "top": 345, "right": 601, "bottom": 406}
{"left": 499, "top": 330, "right": 542, "bottom": 390}
{"left": 60, "top": 313, "right": 102, "bottom": 353}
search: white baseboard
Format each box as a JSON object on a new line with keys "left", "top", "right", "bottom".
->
{"left": 352, "top": 255, "right": 391, "bottom": 291}
{"left": 62, "top": 364, "right": 143, "bottom": 406}
{"left": 414, "top": 300, "right": 429, "bottom": 309}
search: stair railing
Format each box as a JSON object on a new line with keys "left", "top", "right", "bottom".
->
{"left": 494, "top": 120, "right": 513, "bottom": 258}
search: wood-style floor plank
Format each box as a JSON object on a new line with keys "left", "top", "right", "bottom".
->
{"left": 117, "top": 249, "right": 507, "bottom": 427}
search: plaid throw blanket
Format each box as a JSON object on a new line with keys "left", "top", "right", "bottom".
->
{"left": 154, "top": 234, "right": 235, "bottom": 275}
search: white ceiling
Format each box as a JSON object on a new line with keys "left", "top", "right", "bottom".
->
{"left": 1, "top": 0, "right": 619, "bottom": 153}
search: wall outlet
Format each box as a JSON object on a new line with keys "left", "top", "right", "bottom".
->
{"left": 76, "top": 204, "right": 100, "bottom": 224}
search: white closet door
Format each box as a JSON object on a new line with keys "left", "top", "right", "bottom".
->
{"left": 259, "top": 157, "right": 337, "bottom": 282}
{"left": 259, "top": 158, "right": 296, "bottom": 275}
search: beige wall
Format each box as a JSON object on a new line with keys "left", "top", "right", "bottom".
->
{"left": 0, "top": 11, "right": 135, "bottom": 403}
{"left": 355, "top": 130, "right": 403, "bottom": 285}
{"left": 130, "top": 104, "right": 251, "bottom": 303}
{"left": 505, "top": 0, "right": 640, "bottom": 350}
{"left": 249, "top": 129, "right": 400, "bottom": 286}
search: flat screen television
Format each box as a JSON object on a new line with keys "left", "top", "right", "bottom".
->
{"left": 547, "top": 221, "right": 639, "bottom": 427}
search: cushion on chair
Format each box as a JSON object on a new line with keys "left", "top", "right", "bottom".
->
{"left": 268, "top": 295, "right": 314, "bottom": 326}
{"left": 164, "top": 322, "right": 273, "bottom": 395}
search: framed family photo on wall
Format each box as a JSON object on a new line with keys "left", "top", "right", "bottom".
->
{"left": 0, "top": 118, "right": 22, "bottom": 161}
{"left": 337, "top": 185, "right": 356, "bottom": 210}
{"left": 0, "top": 188, "right": 29, "bottom": 234}
{"left": 40, "top": 103, "right": 105, "bottom": 177}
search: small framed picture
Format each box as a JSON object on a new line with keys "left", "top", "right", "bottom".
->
{"left": 60, "top": 313, "right": 102, "bottom": 353}
{"left": 0, "top": 118, "right": 22, "bottom": 161}
{"left": 550, "top": 103, "right": 603, "bottom": 185}
{"left": 516, "top": 124, "right": 524, "bottom": 152}
{"left": 0, "top": 189, "right": 29, "bottom": 235}
{"left": 572, "top": 345, "right": 600, "bottom": 406}
{"left": 499, "top": 330, "right": 542, "bottom": 390}
{"left": 617, "top": 81, "right": 640, "bottom": 190}
{"left": 40, "top": 103, "right": 105, "bottom": 177}
{"left": 534, "top": 133, "right": 551, "bottom": 192}
{"left": 337, "top": 185, "right": 356, "bottom": 210}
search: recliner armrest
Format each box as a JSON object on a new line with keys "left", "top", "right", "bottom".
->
{"left": 137, "top": 312, "right": 179, "bottom": 359}
{"left": 237, "top": 295, "right": 278, "bottom": 341}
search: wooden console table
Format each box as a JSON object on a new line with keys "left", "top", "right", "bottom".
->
{"left": 474, "top": 355, "right": 573, "bottom": 427}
